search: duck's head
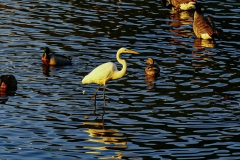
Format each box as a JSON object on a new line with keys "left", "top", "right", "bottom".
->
{"left": 144, "top": 57, "right": 154, "bottom": 65}
{"left": 42, "top": 47, "right": 51, "bottom": 64}
{"left": 0, "top": 75, "right": 17, "bottom": 91}
{"left": 44, "top": 47, "right": 51, "bottom": 56}
{"left": 195, "top": 3, "right": 204, "bottom": 14}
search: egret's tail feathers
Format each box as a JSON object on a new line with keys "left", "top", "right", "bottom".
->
{"left": 82, "top": 75, "right": 95, "bottom": 84}
{"left": 82, "top": 76, "right": 89, "bottom": 84}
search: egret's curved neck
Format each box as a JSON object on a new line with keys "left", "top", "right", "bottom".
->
{"left": 112, "top": 51, "right": 127, "bottom": 80}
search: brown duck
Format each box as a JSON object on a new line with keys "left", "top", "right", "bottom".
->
{"left": 193, "top": 3, "right": 219, "bottom": 39}
{"left": 42, "top": 47, "right": 72, "bottom": 66}
{"left": 144, "top": 58, "right": 160, "bottom": 77}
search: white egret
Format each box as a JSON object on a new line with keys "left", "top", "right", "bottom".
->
{"left": 82, "top": 47, "right": 139, "bottom": 104}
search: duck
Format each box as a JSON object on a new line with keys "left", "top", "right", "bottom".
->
{"left": 162, "top": 0, "right": 196, "bottom": 11}
{"left": 41, "top": 47, "right": 72, "bottom": 66}
{"left": 144, "top": 58, "right": 160, "bottom": 77}
{"left": 0, "top": 75, "right": 17, "bottom": 91}
{"left": 193, "top": 3, "right": 219, "bottom": 39}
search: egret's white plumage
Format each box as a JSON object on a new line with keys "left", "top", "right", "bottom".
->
{"left": 82, "top": 47, "right": 139, "bottom": 103}
{"left": 82, "top": 62, "right": 118, "bottom": 85}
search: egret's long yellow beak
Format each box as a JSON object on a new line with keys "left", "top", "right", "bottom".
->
{"left": 127, "top": 49, "right": 139, "bottom": 55}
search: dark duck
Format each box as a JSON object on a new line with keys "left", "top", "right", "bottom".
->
{"left": 42, "top": 47, "right": 72, "bottom": 66}
{"left": 0, "top": 75, "right": 17, "bottom": 91}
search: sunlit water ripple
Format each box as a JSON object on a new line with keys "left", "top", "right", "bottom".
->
{"left": 0, "top": 0, "right": 240, "bottom": 159}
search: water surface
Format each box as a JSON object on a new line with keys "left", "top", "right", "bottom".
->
{"left": 0, "top": 0, "right": 240, "bottom": 159}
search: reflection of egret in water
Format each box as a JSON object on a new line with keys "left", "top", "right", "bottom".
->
{"left": 82, "top": 118, "right": 127, "bottom": 156}
{"left": 82, "top": 48, "right": 139, "bottom": 108}
{"left": 167, "top": 10, "right": 194, "bottom": 38}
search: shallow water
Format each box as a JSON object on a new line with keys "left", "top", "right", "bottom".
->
{"left": 0, "top": 0, "right": 240, "bottom": 159}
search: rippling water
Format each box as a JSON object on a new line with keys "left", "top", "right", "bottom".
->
{"left": 1, "top": 0, "right": 240, "bottom": 159}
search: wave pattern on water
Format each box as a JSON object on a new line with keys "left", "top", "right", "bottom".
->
{"left": 0, "top": 0, "right": 240, "bottom": 159}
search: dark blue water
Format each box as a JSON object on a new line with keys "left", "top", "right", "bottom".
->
{"left": 0, "top": 0, "right": 240, "bottom": 159}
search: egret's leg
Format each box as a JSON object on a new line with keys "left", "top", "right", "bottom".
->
{"left": 94, "top": 84, "right": 102, "bottom": 107}
{"left": 103, "top": 85, "right": 106, "bottom": 108}
{"left": 94, "top": 104, "right": 97, "bottom": 115}
{"left": 94, "top": 84, "right": 102, "bottom": 98}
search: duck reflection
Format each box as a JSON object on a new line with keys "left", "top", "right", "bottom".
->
{"left": 0, "top": 75, "right": 17, "bottom": 104}
{"left": 82, "top": 118, "right": 127, "bottom": 152}
{"left": 167, "top": 10, "right": 194, "bottom": 38}
{"left": 41, "top": 64, "right": 60, "bottom": 77}
{"left": 145, "top": 76, "right": 157, "bottom": 88}
{"left": 193, "top": 38, "right": 216, "bottom": 53}
{"left": 191, "top": 40, "right": 214, "bottom": 70}
{"left": 41, "top": 64, "right": 51, "bottom": 76}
